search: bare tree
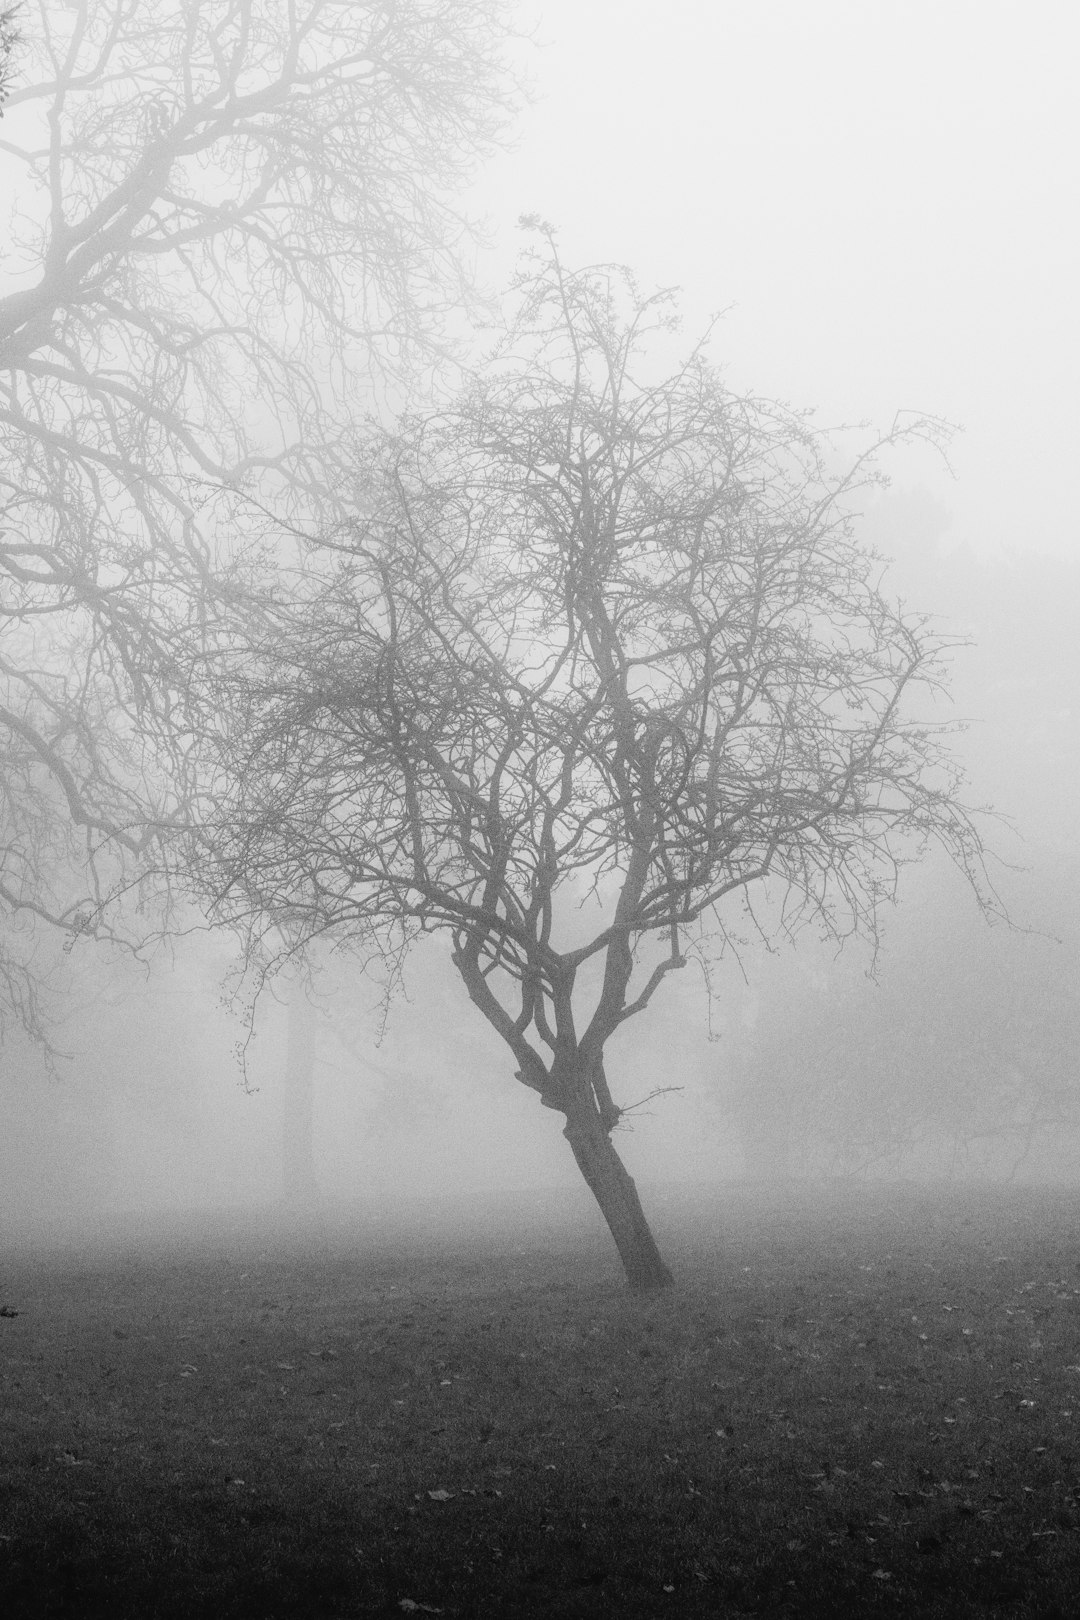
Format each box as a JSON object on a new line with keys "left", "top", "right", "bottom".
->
{"left": 184, "top": 243, "right": 992, "bottom": 1290}
{"left": 0, "top": 0, "right": 520, "bottom": 1028}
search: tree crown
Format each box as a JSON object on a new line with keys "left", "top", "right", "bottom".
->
{"left": 191, "top": 246, "right": 988, "bottom": 1102}
{"left": 0, "top": 0, "right": 521, "bottom": 1036}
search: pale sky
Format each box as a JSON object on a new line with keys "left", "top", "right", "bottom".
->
{"left": 474, "top": 0, "right": 1080, "bottom": 561}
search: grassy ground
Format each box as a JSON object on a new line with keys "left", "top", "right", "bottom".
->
{"left": 3, "top": 1181, "right": 1080, "bottom": 1617}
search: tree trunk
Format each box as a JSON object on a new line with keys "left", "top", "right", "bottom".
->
{"left": 281, "top": 971, "right": 319, "bottom": 1205}
{"left": 562, "top": 1105, "right": 674, "bottom": 1290}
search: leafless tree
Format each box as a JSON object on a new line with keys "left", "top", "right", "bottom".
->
{"left": 187, "top": 242, "right": 992, "bottom": 1289}
{"left": 0, "top": 0, "right": 520, "bottom": 1031}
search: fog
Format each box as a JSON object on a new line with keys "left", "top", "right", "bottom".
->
{"left": 0, "top": 923, "right": 744, "bottom": 1247}
{"left": 3, "top": 0, "right": 1079, "bottom": 1258}
{"left": 478, "top": 1, "right": 1080, "bottom": 566}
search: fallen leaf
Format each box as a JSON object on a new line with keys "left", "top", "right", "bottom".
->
{"left": 398, "top": 1600, "right": 443, "bottom": 1615}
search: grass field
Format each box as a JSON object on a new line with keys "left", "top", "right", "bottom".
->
{"left": 3, "top": 1181, "right": 1080, "bottom": 1617}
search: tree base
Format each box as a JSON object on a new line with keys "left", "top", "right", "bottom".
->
{"left": 563, "top": 1112, "right": 674, "bottom": 1290}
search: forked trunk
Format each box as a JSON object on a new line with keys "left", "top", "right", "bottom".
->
{"left": 563, "top": 1105, "right": 674, "bottom": 1290}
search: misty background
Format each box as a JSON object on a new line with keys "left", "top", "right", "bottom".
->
{"left": 2, "top": 0, "right": 1079, "bottom": 1243}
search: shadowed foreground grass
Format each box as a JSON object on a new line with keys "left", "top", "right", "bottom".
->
{"left": 3, "top": 1182, "right": 1080, "bottom": 1617}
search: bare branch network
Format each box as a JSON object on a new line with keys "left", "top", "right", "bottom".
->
{"left": 0, "top": 0, "right": 520, "bottom": 1006}
{"left": 190, "top": 250, "right": 990, "bottom": 1149}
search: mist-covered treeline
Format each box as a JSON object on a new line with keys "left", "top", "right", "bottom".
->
{"left": 10, "top": 519, "right": 1077, "bottom": 1233}
{"left": 701, "top": 505, "right": 1080, "bottom": 1182}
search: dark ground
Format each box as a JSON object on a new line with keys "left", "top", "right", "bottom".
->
{"left": 3, "top": 1180, "right": 1080, "bottom": 1617}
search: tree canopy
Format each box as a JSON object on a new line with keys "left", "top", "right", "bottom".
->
{"left": 186, "top": 245, "right": 989, "bottom": 1286}
{"left": 0, "top": 0, "right": 520, "bottom": 1030}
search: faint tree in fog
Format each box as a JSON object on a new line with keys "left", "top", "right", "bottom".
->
{"left": 0, "top": 0, "right": 520, "bottom": 1033}
{"left": 765, "top": 852, "right": 1080, "bottom": 1181}
{"left": 0, "top": 7, "right": 18, "bottom": 111}
{"left": 187, "top": 239, "right": 993, "bottom": 1289}
{"left": 281, "top": 963, "right": 320, "bottom": 1205}
{"left": 720, "top": 544, "right": 1080, "bottom": 1184}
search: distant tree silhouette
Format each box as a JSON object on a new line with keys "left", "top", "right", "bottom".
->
{"left": 0, "top": 0, "right": 519, "bottom": 1034}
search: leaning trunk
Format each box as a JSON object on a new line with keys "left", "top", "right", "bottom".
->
{"left": 562, "top": 1104, "right": 674, "bottom": 1290}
